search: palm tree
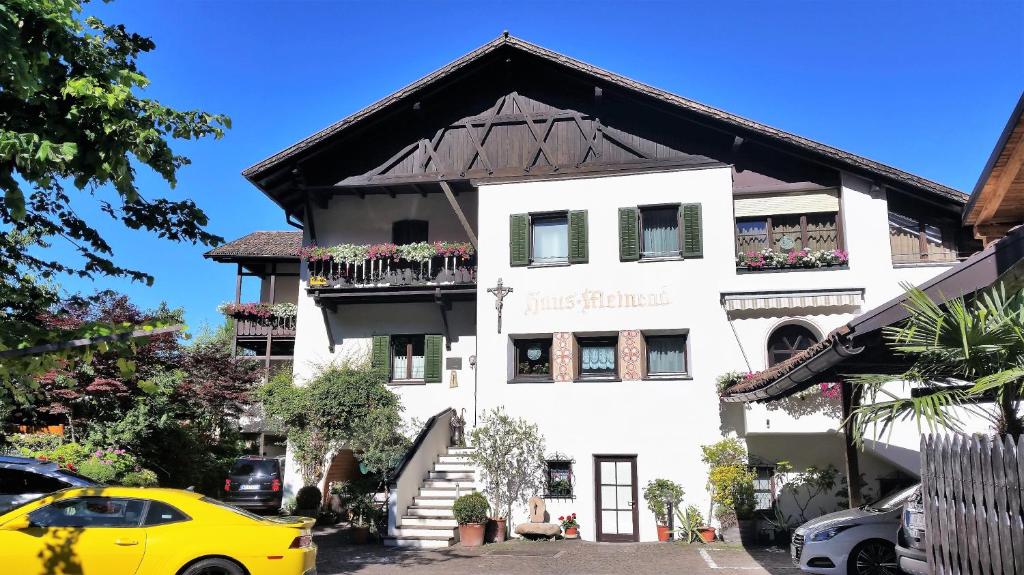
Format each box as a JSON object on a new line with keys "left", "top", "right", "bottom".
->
{"left": 849, "top": 283, "right": 1024, "bottom": 443}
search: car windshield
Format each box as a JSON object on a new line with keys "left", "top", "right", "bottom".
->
{"left": 200, "top": 497, "right": 266, "bottom": 523}
{"left": 0, "top": 492, "right": 50, "bottom": 515}
{"left": 865, "top": 484, "right": 919, "bottom": 512}
{"left": 229, "top": 459, "right": 278, "bottom": 478}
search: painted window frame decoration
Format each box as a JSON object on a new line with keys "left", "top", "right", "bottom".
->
{"left": 643, "top": 333, "right": 689, "bottom": 378}
{"left": 577, "top": 335, "right": 619, "bottom": 380}
{"left": 513, "top": 337, "right": 554, "bottom": 382}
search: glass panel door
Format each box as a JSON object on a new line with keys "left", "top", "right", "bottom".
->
{"left": 595, "top": 456, "right": 638, "bottom": 542}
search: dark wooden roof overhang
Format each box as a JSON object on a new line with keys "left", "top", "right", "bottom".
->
{"left": 243, "top": 34, "right": 967, "bottom": 220}
{"left": 963, "top": 92, "right": 1024, "bottom": 242}
{"left": 721, "top": 223, "right": 1024, "bottom": 403}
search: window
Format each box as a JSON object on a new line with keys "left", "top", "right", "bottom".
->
{"left": 640, "top": 206, "right": 680, "bottom": 258}
{"left": 578, "top": 336, "right": 617, "bottom": 379}
{"left": 0, "top": 469, "right": 69, "bottom": 495}
{"left": 514, "top": 338, "right": 552, "bottom": 381}
{"left": 545, "top": 459, "right": 574, "bottom": 498}
{"left": 531, "top": 214, "right": 569, "bottom": 264}
{"left": 752, "top": 466, "right": 776, "bottom": 510}
{"left": 645, "top": 334, "right": 688, "bottom": 377}
{"left": 391, "top": 335, "right": 425, "bottom": 381}
{"left": 888, "top": 209, "right": 959, "bottom": 264}
{"left": 29, "top": 497, "right": 146, "bottom": 528}
{"left": 767, "top": 324, "right": 819, "bottom": 366}
{"left": 143, "top": 501, "right": 190, "bottom": 526}
{"left": 734, "top": 212, "right": 840, "bottom": 255}
{"left": 392, "top": 220, "right": 428, "bottom": 245}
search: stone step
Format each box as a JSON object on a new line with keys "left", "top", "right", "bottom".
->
{"left": 419, "top": 487, "right": 475, "bottom": 498}
{"left": 413, "top": 496, "right": 456, "bottom": 507}
{"left": 383, "top": 535, "right": 454, "bottom": 549}
{"left": 405, "top": 506, "right": 455, "bottom": 518}
{"left": 446, "top": 447, "right": 475, "bottom": 456}
{"left": 399, "top": 516, "right": 458, "bottom": 527}
{"left": 420, "top": 479, "right": 476, "bottom": 489}
{"left": 428, "top": 470, "right": 475, "bottom": 480}
{"left": 437, "top": 454, "right": 471, "bottom": 465}
{"left": 433, "top": 463, "right": 476, "bottom": 473}
{"left": 391, "top": 525, "right": 458, "bottom": 538}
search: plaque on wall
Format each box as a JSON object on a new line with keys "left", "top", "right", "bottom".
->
{"left": 445, "top": 357, "right": 463, "bottom": 370}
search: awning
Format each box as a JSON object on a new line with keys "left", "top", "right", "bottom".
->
{"left": 720, "top": 224, "right": 1024, "bottom": 403}
{"left": 721, "top": 289, "right": 864, "bottom": 313}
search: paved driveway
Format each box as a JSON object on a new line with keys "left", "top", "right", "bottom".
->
{"left": 314, "top": 530, "right": 801, "bottom": 575}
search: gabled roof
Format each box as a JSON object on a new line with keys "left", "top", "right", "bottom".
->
{"left": 243, "top": 33, "right": 966, "bottom": 205}
{"left": 203, "top": 231, "right": 302, "bottom": 261}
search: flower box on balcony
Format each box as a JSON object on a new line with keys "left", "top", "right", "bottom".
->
{"left": 736, "top": 248, "right": 848, "bottom": 272}
{"left": 300, "top": 241, "right": 476, "bottom": 290}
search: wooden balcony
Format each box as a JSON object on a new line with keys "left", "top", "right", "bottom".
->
{"left": 307, "top": 255, "right": 477, "bottom": 306}
{"left": 234, "top": 316, "right": 297, "bottom": 338}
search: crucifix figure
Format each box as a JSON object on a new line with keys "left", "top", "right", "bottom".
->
{"left": 487, "top": 277, "right": 513, "bottom": 334}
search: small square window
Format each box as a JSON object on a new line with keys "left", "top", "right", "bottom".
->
{"left": 640, "top": 206, "right": 680, "bottom": 259}
{"left": 531, "top": 214, "right": 569, "bottom": 264}
{"left": 391, "top": 335, "right": 425, "bottom": 381}
{"left": 645, "top": 334, "right": 688, "bottom": 377}
{"left": 545, "top": 460, "right": 574, "bottom": 498}
{"left": 578, "top": 337, "right": 618, "bottom": 379}
{"left": 514, "top": 338, "right": 552, "bottom": 380}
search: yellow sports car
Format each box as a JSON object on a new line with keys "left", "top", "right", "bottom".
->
{"left": 0, "top": 486, "right": 316, "bottom": 575}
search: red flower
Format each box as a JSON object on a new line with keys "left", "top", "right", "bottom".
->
{"left": 572, "top": 513, "right": 577, "bottom": 517}
{"left": 558, "top": 516, "right": 564, "bottom": 520}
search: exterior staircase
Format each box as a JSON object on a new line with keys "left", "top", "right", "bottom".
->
{"left": 383, "top": 446, "right": 477, "bottom": 548}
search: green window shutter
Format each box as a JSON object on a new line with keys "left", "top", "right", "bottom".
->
{"left": 618, "top": 207, "right": 640, "bottom": 261}
{"left": 424, "top": 335, "right": 443, "bottom": 383}
{"left": 681, "top": 203, "right": 703, "bottom": 258}
{"left": 371, "top": 335, "right": 390, "bottom": 370}
{"left": 568, "top": 210, "right": 589, "bottom": 264}
{"left": 510, "top": 213, "right": 529, "bottom": 267}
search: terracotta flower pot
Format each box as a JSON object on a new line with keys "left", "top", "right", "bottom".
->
{"left": 486, "top": 517, "right": 507, "bottom": 543}
{"left": 698, "top": 526, "right": 716, "bottom": 543}
{"left": 564, "top": 526, "right": 578, "bottom": 538}
{"left": 350, "top": 526, "right": 370, "bottom": 544}
{"left": 657, "top": 524, "right": 670, "bottom": 542}
{"left": 459, "top": 523, "right": 486, "bottom": 547}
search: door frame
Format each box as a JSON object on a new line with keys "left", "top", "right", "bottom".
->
{"left": 593, "top": 454, "right": 639, "bottom": 542}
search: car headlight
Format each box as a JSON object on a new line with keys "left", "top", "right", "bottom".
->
{"left": 809, "top": 525, "right": 855, "bottom": 542}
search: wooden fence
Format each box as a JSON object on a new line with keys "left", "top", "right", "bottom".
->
{"left": 921, "top": 434, "right": 1024, "bottom": 575}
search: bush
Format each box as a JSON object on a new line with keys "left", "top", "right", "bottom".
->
{"left": 120, "top": 469, "right": 159, "bottom": 487}
{"left": 452, "top": 492, "right": 489, "bottom": 525}
{"left": 77, "top": 458, "right": 117, "bottom": 484}
{"left": 642, "top": 478, "right": 685, "bottom": 525}
{"left": 296, "top": 485, "right": 322, "bottom": 510}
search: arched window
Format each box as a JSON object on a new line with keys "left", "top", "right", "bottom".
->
{"left": 767, "top": 324, "right": 819, "bottom": 366}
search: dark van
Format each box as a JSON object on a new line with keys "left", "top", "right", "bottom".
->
{"left": 222, "top": 456, "right": 283, "bottom": 513}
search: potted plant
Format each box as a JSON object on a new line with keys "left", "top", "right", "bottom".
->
{"left": 559, "top": 512, "right": 579, "bottom": 538}
{"left": 453, "top": 492, "right": 489, "bottom": 547}
{"left": 294, "top": 485, "right": 322, "bottom": 518}
{"left": 348, "top": 492, "right": 377, "bottom": 544}
{"left": 672, "top": 505, "right": 713, "bottom": 543}
{"left": 549, "top": 478, "right": 572, "bottom": 497}
{"left": 642, "top": 478, "right": 685, "bottom": 542}
{"left": 764, "top": 504, "right": 793, "bottom": 546}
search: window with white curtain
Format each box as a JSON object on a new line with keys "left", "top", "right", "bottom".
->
{"left": 578, "top": 337, "right": 617, "bottom": 379}
{"left": 531, "top": 214, "right": 569, "bottom": 264}
{"left": 391, "top": 335, "right": 425, "bottom": 381}
{"left": 644, "top": 334, "right": 688, "bottom": 376}
{"left": 639, "top": 206, "right": 680, "bottom": 258}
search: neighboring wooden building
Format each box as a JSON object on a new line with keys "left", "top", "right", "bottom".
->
{"left": 964, "top": 93, "right": 1024, "bottom": 245}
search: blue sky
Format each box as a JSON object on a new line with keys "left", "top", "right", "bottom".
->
{"left": 55, "top": 0, "right": 1022, "bottom": 332}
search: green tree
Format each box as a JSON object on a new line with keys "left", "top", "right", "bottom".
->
{"left": 850, "top": 284, "right": 1024, "bottom": 442}
{"left": 468, "top": 407, "right": 546, "bottom": 524}
{"left": 0, "top": 0, "right": 229, "bottom": 389}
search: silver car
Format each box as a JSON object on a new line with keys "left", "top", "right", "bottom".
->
{"left": 791, "top": 484, "right": 917, "bottom": 575}
{"left": 0, "top": 455, "right": 99, "bottom": 513}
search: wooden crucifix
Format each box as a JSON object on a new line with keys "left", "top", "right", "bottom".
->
{"left": 486, "top": 278, "right": 513, "bottom": 334}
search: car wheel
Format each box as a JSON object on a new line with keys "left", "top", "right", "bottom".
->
{"left": 848, "top": 540, "right": 898, "bottom": 575}
{"left": 181, "top": 558, "right": 245, "bottom": 575}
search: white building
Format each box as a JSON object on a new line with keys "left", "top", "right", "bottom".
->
{"left": 207, "top": 35, "right": 982, "bottom": 545}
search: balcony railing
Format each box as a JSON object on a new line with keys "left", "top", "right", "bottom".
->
{"left": 307, "top": 254, "right": 476, "bottom": 290}
{"left": 235, "top": 315, "right": 297, "bottom": 338}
